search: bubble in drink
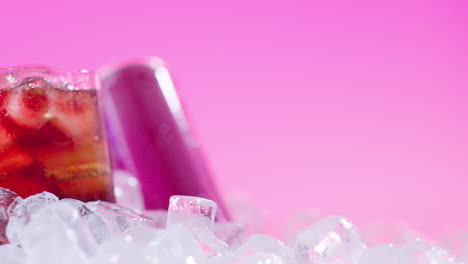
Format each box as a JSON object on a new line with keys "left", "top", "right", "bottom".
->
{"left": 0, "top": 68, "right": 114, "bottom": 203}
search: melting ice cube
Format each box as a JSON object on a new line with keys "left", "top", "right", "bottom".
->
{"left": 143, "top": 224, "right": 207, "bottom": 264}
{"left": 0, "top": 188, "right": 19, "bottom": 244}
{"left": 404, "top": 239, "right": 456, "bottom": 264}
{"left": 168, "top": 195, "right": 217, "bottom": 226}
{"left": 6, "top": 192, "right": 58, "bottom": 246}
{"left": 283, "top": 209, "right": 320, "bottom": 244}
{"left": 229, "top": 234, "right": 294, "bottom": 264}
{"left": 294, "top": 216, "right": 366, "bottom": 264}
{"left": 85, "top": 200, "right": 157, "bottom": 241}
{"left": 359, "top": 244, "right": 413, "bottom": 264}
{"left": 14, "top": 202, "right": 96, "bottom": 262}
{"left": 168, "top": 195, "right": 228, "bottom": 256}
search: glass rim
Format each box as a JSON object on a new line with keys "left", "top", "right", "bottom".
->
{"left": 0, "top": 67, "right": 95, "bottom": 74}
{"left": 0, "top": 67, "right": 100, "bottom": 90}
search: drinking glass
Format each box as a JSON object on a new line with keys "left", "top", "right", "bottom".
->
{"left": 0, "top": 67, "right": 115, "bottom": 202}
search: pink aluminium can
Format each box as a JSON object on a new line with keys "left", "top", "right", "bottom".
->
{"left": 100, "top": 57, "right": 230, "bottom": 220}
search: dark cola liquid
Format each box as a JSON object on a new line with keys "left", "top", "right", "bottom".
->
{"left": 0, "top": 78, "right": 114, "bottom": 202}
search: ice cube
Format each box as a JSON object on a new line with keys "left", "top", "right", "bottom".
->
{"left": 86, "top": 201, "right": 157, "bottom": 238}
{"left": 230, "top": 234, "right": 294, "bottom": 264}
{"left": 404, "top": 239, "right": 456, "bottom": 264}
{"left": 61, "top": 198, "right": 114, "bottom": 242}
{"left": 17, "top": 201, "right": 97, "bottom": 259}
{"left": 294, "top": 216, "right": 366, "bottom": 264}
{"left": 91, "top": 226, "right": 164, "bottom": 264}
{"left": 283, "top": 209, "right": 320, "bottom": 244}
{"left": 438, "top": 231, "right": 468, "bottom": 260}
{"left": 0, "top": 72, "right": 14, "bottom": 91}
{"left": 0, "top": 188, "right": 19, "bottom": 244}
{"left": 113, "top": 169, "right": 144, "bottom": 212}
{"left": 168, "top": 195, "right": 217, "bottom": 226}
{"left": 359, "top": 244, "right": 414, "bottom": 264}
{"left": 47, "top": 88, "right": 99, "bottom": 141}
{"left": 60, "top": 198, "right": 94, "bottom": 216}
{"left": 213, "top": 221, "right": 247, "bottom": 249}
{"left": 144, "top": 210, "right": 168, "bottom": 229}
{"left": 62, "top": 199, "right": 145, "bottom": 244}
{"left": 0, "top": 244, "right": 27, "bottom": 264}
{"left": 143, "top": 224, "right": 207, "bottom": 264}
{"left": 2, "top": 77, "right": 50, "bottom": 131}
{"left": 6, "top": 192, "right": 58, "bottom": 245}
{"left": 168, "top": 195, "right": 229, "bottom": 256}
{"left": 58, "top": 198, "right": 114, "bottom": 245}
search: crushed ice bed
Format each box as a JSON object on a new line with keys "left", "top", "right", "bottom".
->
{"left": 1, "top": 187, "right": 467, "bottom": 264}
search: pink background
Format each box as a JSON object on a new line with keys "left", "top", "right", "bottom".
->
{"left": 1, "top": 0, "right": 467, "bottom": 239}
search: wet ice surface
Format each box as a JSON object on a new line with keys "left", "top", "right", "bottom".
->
{"left": 1, "top": 188, "right": 468, "bottom": 264}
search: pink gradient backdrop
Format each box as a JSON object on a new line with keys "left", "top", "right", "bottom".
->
{"left": 1, "top": 0, "right": 467, "bottom": 238}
